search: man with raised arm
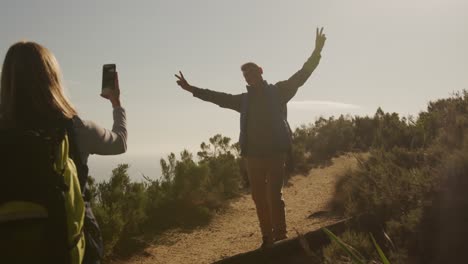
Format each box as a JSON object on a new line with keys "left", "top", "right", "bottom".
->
{"left": 175, "top": 28, "right": 326, "bottom": 247}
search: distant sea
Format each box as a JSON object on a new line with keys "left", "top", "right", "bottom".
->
{"left": 87, "top": 153, "right": 164, "bottom": 183}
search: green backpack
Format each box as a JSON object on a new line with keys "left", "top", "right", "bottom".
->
{"left": 0, "top": 125, "right": 85, "bottom": 264}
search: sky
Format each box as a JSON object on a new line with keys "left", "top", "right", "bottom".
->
{"left": 1, "top": 0, "right": 467, "bottom": 180}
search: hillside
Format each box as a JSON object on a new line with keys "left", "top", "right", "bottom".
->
{"left": 114, "top": 154, "right": 359, "bottom": 264}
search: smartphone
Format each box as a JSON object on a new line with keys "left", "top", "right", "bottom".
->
{"left": 101, "top": 64, "right": 116, "bottom": 96}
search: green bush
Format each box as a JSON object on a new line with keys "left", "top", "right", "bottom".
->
{"left": 291, "top": 108, "right": 419, "bottom": 174}
{"left": 90, "top": 164, "right": 147, "bottom": 257}
{"left": 89, "top": 134, "right": 243, "bottom": 258}
{"left": 322, "top": 230, "right": 376, "bottom": 264}
{"left": 329, "top": 91, "right": 468, "bottom": 262}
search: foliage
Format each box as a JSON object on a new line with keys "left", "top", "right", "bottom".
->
{"left": 322, "top": 228, "right": 391, "bottom": 264}
{"left": 88, "top": 90, "right": 468, "bottom": 262}
{"left": 291, "top": 106, "right": 422, "bottom": 173}
{"left": 89, "top": 134, "right": 242, "bottom": 258}
{"left": 328, "top": 91, "right": 468, "bottom": 262}
{"left": 322, "top": 229, "right": 367, "bottom": 264}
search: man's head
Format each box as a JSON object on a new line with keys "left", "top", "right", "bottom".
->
{"left": 241, "top": 62, "right": 263, "bottom": 87}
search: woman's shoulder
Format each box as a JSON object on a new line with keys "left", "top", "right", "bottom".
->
{"left": 72, "top": 116, "right": 93, "bottom": 131}
{"left": 72, "top": 116, "right": 103, "bottom": 134}
{"left": 72, "top": 116, "right": 85, "bottom": 127}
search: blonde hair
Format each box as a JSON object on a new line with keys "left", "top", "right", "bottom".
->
{"left": 0, "top": 41, "right": 77, "bottom": 127}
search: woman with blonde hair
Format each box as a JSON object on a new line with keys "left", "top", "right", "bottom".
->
{"left": 0, "top": 41, "right": 127, "bottom": 264}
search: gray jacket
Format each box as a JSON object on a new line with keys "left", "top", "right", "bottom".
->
{"left": 72, "top": 107, "right": 127, "bottom": 164}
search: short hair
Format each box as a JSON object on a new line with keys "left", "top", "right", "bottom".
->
{"left": 241, "top": 62, "right": 260, "bottom": 72}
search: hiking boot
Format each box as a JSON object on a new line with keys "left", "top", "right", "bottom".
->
{"left": 274, "top": 233, "right": 288, "bottom": 242}
{"left": 260, "top": 236, "right": 274, "bottom": 249}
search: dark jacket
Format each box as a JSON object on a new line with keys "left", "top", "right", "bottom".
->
{"left": 192, "top": 51, "right": 321, "bottom": 156}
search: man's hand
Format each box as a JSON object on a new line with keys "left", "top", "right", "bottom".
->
{"left": 175, "top": 71, "right": 194, "bottom": 93}
{"left": 314, "top": 27, "right": 327, "bottom": 54}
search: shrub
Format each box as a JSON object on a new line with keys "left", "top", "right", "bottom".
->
{"left": 322, "top": 230, "right": 376, "bottom": 264}
{"left": 329, "top": 91, "right": 468, "bottom": 262}
{"left": 91, "top": 164, "right": 147, "bottom": 257}
{"left": 90, "top": 134, "right": 243, "bottom": 258}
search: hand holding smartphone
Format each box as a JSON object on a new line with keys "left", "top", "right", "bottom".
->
{"left": 101, "top": 64, "right": 120, "bottom": 107}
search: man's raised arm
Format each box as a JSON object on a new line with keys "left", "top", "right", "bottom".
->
{"left": 175, "top": 71, "right": 242, "bottom": 112}
{"left": 276, "top": 27, "right": 327, "bottom": 103}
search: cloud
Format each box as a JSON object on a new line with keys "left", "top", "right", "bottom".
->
{"left": 289, "top": 100, "right": 361, "bottom": 111}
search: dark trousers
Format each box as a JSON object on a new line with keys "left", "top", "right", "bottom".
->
{"left": 245, "top": 155, "right": 287, "bottom": 240}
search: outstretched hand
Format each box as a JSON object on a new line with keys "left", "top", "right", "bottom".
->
{"left": 175, "top": 71, "right": 193, "bottom": 93}
{"left": 315, "top": 27, "right": 327, "bottom": 54}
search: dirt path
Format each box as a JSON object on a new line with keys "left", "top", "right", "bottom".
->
{"left": 117, "top": 154, "right": 358, "bottom": 264}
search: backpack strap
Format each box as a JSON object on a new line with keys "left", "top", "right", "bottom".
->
{"left": 64, "top": 118, "right": 89, "bottom": 194}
